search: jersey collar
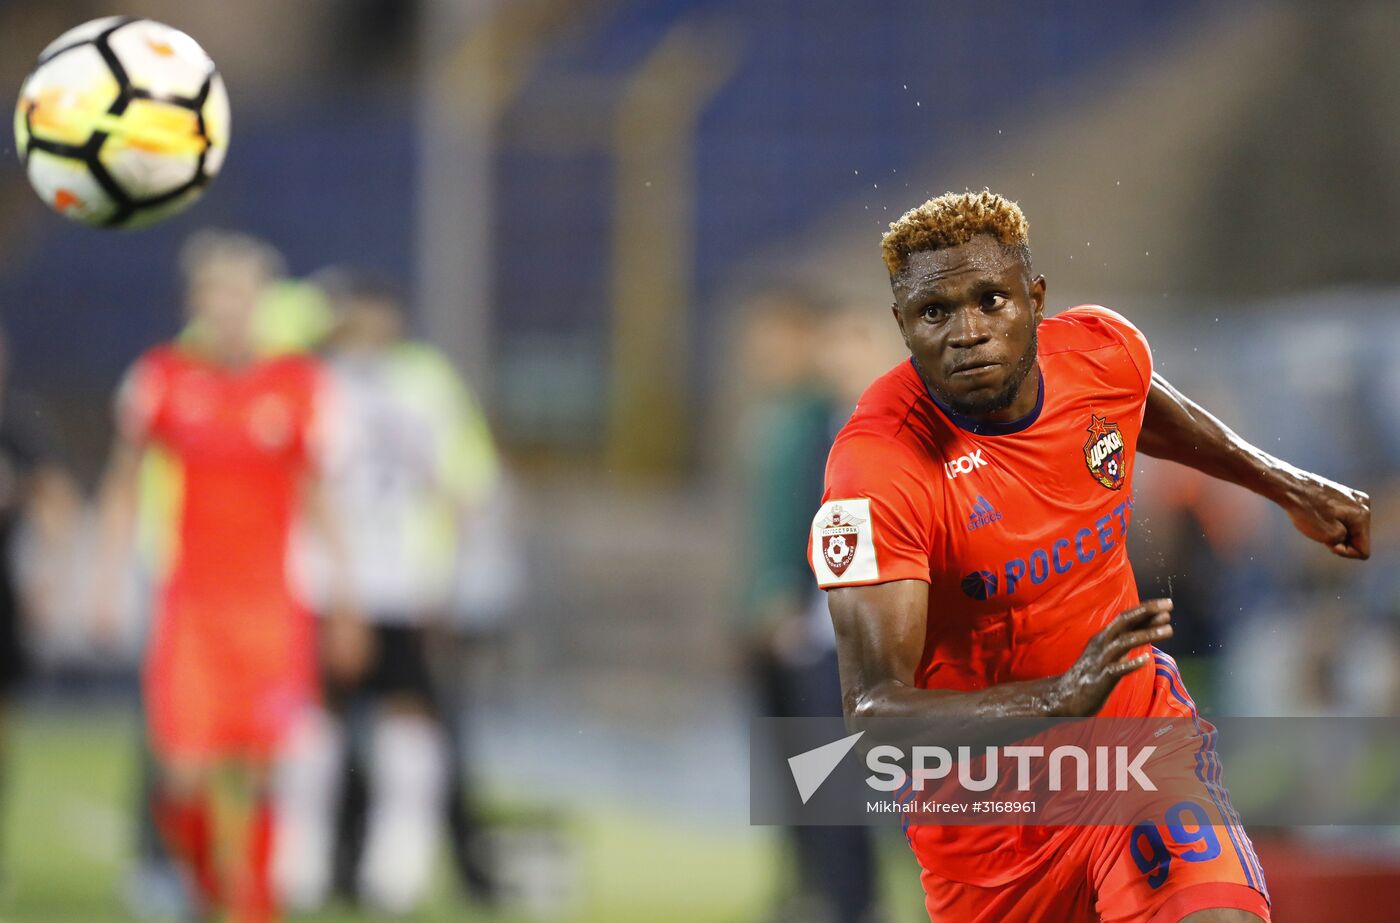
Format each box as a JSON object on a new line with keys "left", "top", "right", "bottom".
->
{"left": 912, "top": 357, "right": 1045, "bottom": 436}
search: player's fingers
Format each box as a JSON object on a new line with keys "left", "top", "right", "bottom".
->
{"left": 1106, "top": 652, "right": 1152, "bottom": 677}
{"left": 1346, "top": 508, "right": 1371, "bottom": 560}
{"left": 1098, "top": 605, "right": 1171, "bottom": 648}
{"left": 1103, "top": 599, "right": 1172, "bottom": 638}
{"left": 1331, "top": 542, "right": 1365, "bottom": 560}
{"left": 1081, "top": 602, "right": 1171, "bottom": 667}
{"left": 1105, "top": 623, "right": 1173, "bottom": 659}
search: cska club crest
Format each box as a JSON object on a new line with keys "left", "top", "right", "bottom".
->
{"left": 1083, "top": 414, "right": 1127, "bottom": 490}
{"left": 818, "top": 504, "right": 864, "bottom": 577}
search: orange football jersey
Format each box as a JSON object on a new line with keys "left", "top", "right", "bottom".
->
{"left": 808, "top": 305, "right": 1155, "bottom": 884}
{"left": 810, "top": 304, "right": 1153, "bottom": 719}
{"left": 807, "top": 306, "right": 1270, "bottom": 914}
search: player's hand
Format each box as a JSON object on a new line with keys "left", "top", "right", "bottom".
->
{"left": 322, "top": 608, "right": 374, "bottom": 684}
{"left": 1281, "top": 473, "right": 1371, "bottom": 560}
{"left": 1050, "top": 599, "right": 1173, "bottom": 718}
{"left": 86, "top": 576, "right": 127, "bottom": 653}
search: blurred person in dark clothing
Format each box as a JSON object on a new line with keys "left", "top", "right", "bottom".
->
{"left": 0, "top": 327, "right": 80, "bottom": 881}
{"left": 735, "top": 291, "right": 882, "bottom": 923}
{"left": 276, "top": 272, "right": 501, "bottom": 915}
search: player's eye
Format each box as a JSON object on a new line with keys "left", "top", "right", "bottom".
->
{"left": 921, "top": 304, "right": 946, "bottom": 321}
{"left": 982, "top": 292, "right": 1009, "bottom": 310}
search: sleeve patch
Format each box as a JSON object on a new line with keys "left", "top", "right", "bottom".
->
{"left": 811, "top": 498, "right": 879, "bottom": 586}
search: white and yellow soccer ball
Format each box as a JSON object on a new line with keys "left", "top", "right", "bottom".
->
{"left": 14, "top": 17, "right": 229, "bottom": 229}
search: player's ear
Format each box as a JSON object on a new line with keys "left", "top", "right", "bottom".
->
{"left": 890, "top": 300, "right": 910, "bottom": 347}
{"left": 1029, "top": 274, "right": 1046, "bottom": 323}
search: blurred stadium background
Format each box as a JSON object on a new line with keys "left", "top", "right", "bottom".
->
{"left": 0, "top": 1, "right": 1398, "bottom": 921}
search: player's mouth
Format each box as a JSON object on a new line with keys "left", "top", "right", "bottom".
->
{"left": 948, "top": 360, "right": 1002, "bottom": 379}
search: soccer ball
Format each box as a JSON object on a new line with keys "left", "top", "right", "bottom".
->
{"left": 13, "top": 17, "right": 229, "bottom": 229}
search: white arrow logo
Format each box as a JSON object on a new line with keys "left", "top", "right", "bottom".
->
{"left": 787, "top": 731, "right": 865, "bottom": 804}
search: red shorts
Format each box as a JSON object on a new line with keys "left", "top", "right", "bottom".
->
{"left": 914, "top": 651, "right": 1270, "bottom": 923}
{"left": 144, "top": 589, "right": 315, "bottom": 762}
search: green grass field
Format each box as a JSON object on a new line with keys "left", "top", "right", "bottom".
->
{"left": 1, "top": 708, "right": 922, "bottom": 923}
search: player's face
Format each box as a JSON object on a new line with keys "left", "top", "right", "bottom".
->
{"left": 186, "top": 258, "right": 266, "bottom": 358}
{"left": 889, "top": 235, "right": 1045, "bottom": 420}
{"left": 338, "top": 296, "right": 403, "bottom": 349}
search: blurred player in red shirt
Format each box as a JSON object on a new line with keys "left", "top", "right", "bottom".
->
{"left": 810, "top": 192, "right": 1370, "bottom": 923}
{"left": 94, "top": 232, "right": 365, "bottom": 923}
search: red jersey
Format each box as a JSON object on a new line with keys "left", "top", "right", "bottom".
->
{"left": 119, "top": 344, "right": 328, "bottom": 758}
{"left": 119, "top": 344, "right": 326, "bottom": 606}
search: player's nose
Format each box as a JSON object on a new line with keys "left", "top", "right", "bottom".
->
{"left": 946, "top": 307, "right": 991, "bottom": 348}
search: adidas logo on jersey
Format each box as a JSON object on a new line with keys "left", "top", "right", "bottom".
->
{"left": 966, "top": 495, "right": 1003, "bottom": 531}
{"left": 945, "top": 448, "right": 987, "bottom": 479}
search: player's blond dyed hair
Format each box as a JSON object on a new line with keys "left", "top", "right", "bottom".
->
{"left": 880, "top": 190, "right": 1029, "bottom": 275}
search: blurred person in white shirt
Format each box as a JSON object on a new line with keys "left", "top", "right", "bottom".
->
{"left": 275, "top": 271, "right": 502, "bottom": 915}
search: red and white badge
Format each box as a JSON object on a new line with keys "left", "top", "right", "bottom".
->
{"left": 811, "top": 498, "right": 878, "bottom": 585}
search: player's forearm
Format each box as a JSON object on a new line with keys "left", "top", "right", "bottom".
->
{"left": 1139, "top": 371, "right": 1304, "bottom": 504}
{"left": 93, "top": 452, "right": 140, "bottom": 584}
{"left": 87, "top": 447, "right": 143, "bottom": 643}
{"left": 851, "top": 674, "right": 1065, "bottom": 723}
{"left": 836, "top": 582, "right": 1068, "bottom": 726}
{"left": 844, "top": 676, "right": 1075, "bottom": 753}
{"left": 26, "top": 468, "right": 79, "bottom": 562}
{"left": 22, "top": 468, "right": 79, "bottom": 622}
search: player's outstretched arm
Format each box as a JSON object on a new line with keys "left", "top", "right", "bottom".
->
{"left": 829, "top": 582, "right": 1173, "bottom": 723}
{"left": 1139, "top": 372, "right": 1371, "bottom": 559}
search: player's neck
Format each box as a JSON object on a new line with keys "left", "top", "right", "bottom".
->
{"left": 918, "top": 357, "right": 1044, "bottom": 429}
{"left": 976, "top": 362, "right": 1042, "bottom": 425}
{"left": 189, "top": 337, "right": 256, "bottom": 369}
{"left": 924, "top": 357, "right": 1047, "bottom": 436}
